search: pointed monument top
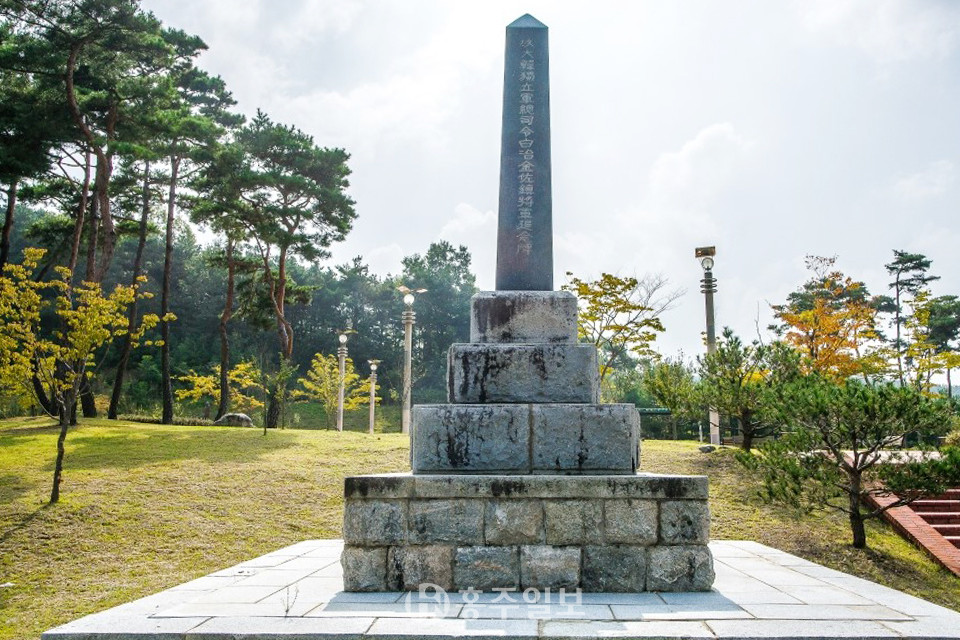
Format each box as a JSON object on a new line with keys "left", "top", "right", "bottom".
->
{"left": 508, "top": 14, "right": 547, "bottom": 29}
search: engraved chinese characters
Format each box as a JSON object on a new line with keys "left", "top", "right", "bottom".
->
{"left": 496, "top": 14, "right": 553, "bottom": 291}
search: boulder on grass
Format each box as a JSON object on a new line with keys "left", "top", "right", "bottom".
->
{"left": 214, "top": 413, "right": 254, "bottom": 428}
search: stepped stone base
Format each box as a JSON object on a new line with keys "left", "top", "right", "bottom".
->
{"left": 412, "top": 404, "right": 639, "bottom": 474}
{"left": 341, "top": 473, "right": 714, "bottom": 593}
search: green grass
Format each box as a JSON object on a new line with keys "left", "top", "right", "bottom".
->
{"left": 1, "top": 421, "right": 958, "bottom": 640}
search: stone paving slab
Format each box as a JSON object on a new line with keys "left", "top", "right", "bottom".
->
{"left": 43, "top": 539, "right": 960, "bottom": 640}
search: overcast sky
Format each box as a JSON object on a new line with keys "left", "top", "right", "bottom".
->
{"left": 141, "top": 0, "right": 960, "bottom": 361}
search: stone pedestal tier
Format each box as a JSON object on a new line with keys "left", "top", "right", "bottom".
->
{"left": 448, "top": 343, "right": 599, "bottom": 404}
{"left": 471, "top": 290, "right": 578, "bottom": 343}
{"left": 412, "top": 404, "right": 639, "bottom": 474}
{"left": 342, "top": 473, "right": 714, "bottom": 593}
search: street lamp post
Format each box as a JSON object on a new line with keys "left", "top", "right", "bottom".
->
{"left": 696, "top": 246, "right": 720, "bottom": 446}
{"left": 367, "top": 360, "right": 380, "bottom": 435}
{"left": 397, "top": 285, "right": 426, "bottom": 436}
{"left": 337, "top": 332, "right": 349, "bottom": 432}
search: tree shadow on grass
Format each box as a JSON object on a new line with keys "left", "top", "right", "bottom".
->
{"left": 38, "top": 428, "right": 300, "bottom": 471}
{"left": 0, "top": 474, "right": 32, "bottom": 506}
{"left": 0, "top": 421, "right": 61, "bottom": 437}
{"left": 0, "top": 505, "right": 46, "bottom": 544}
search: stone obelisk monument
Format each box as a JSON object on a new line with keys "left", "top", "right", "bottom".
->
{"left": 496, "top": 14, "right": 552, "bottom": 291}
{"left": 341, "top": 15, "right": 714, "bottom": 593}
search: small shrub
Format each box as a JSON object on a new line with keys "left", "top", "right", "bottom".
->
{"left": 945, "top": 430, "right": 960, "bottom": 448}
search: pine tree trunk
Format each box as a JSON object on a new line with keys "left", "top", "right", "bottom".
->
{"left": 849, "top": 503, "right": 867, "bottom": 549}
{"left": 847, "top": 473, "right": 867, "bottom": 548}
{"left": 215, "top": 238, "right": 236, "bottom": 421}
{"left": 160, "top": 156, "right": 180, "bottom": 424}
{"left": 67, "top": 149, "right": 91, "bottom": 283}
{"left": 894, "top": 283, "right": 904, "bottom": 387}
{"left": 84, "top": 183, "right": 99, "bottom": 282}
{"left": 108, "top": 162, "right": 151, "bottom": 419}
{"left": 1, "top": 180, "right": 18, "bottom": 272}
{"left": 740, "top": 411, "right": 754, "bottom": 452}
{"left": 263, "top": 246, "right": 292, "bottom": 430}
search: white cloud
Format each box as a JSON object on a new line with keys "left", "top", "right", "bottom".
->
{"left": 439, "top": 203, "right": 495, "bottom": 240}
{"left": 359, "top": 243, "right": 404, "bottom": 277}
{"left": 894, "top": 160, "right": 956, "bottom": 200}
{"left": 647, "top": 123, "right": 753, "bottom": 213}
{"left": 285, "top": 70, "right": 458, "bottom": 159}
{"left": 266, "top": 0, "right": 363, "bottom": 47}
{"left": 800, "top": 0, "right": 960, "bottom": 62}
{"left": 439, "top": 203, "right": 497, "bottom": 289}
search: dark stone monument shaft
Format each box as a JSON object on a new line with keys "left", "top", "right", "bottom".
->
{"left": 495, "top": 14, "right": 553, "bottom": 291}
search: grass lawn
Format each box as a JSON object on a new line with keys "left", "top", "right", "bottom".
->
{"left": 1, "top": 418, "right": 958, "bottom": 640}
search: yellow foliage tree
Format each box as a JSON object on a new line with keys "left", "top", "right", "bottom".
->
{"left": 0, "top": 248, "right": 159, "bottom": 503}
{"left": 0, "top": 248, "right": 45, "bottom": 409}
{"left": 773, "top": 256, "right": 887, "bottom": 381}
{"left": 296, "top": 353, "right": 371, "bottom": 429}
{"left": 563, "top": 272, "right": 681, "bottom": 384}
{"left": 176, "top": 360, "right": 265, "bottom": 418}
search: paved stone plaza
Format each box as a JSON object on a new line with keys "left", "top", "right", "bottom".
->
{"left": 43, "top": 539, "right": 960, "bottom": 639}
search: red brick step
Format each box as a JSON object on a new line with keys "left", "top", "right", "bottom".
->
{"left": 868, "top": 488, "right": 960, "bottom": 577}
{"left": 916, "top": 512, "right": 960, "bottom": 525}
{"left": 932, "top": 524, "right": 960, "bottom": 537}
{"left": 910, "top": 500, "right": 960, "bottom": 512}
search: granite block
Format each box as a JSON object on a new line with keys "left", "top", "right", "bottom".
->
{"left": 409, "top": 499, "right": 484, "bottom": 545}
{"left": 531, "top": 404, "right": 639, "bottom": 474}
{"left": 342, "top": 500, "right": 405, "bottom": 545}
{"left": 454, "top": 546, "right": 520, "bottom": 591}
{"left": 470, "top": 290, "right": 578, "bottom": 344}
{"left": 605, "top": 499, "right": 658, "bottom": 545}
{"left": 388, "top": 545, "right": 454, "bottom": 591}
{"left": 484, "top": 499, "right": 544, "bottom": 544}
{"left": 582, "top": 545, "right": 647, "bottom": 592}
{"left": 647, "top": 545, "right": 715, "bottom": 592}
{"left": 447, "top": 343, "right": 599, "bottom": 404}
{"left": 544, "top": 500, "right": 604, "bottom": 545}
{"left": 412, "top": 405, "right": 529, "bottom": 473}
{"left": 661, "top": 500, "right": 710, "bottom": 544}
{"left": 520, "top": 545, "right": 581, "bottom": 589}
{"left": 341, "top": 546, "right": 387, "bottom": 592}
